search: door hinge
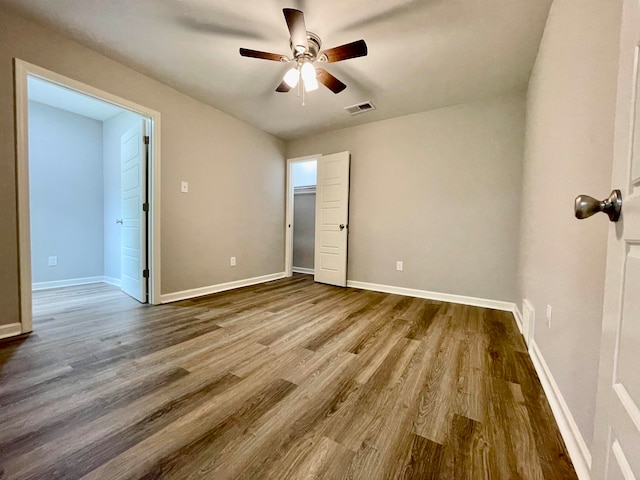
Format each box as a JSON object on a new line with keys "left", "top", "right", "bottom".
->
{"left": 142, "top": 203, "right": 149, "bottom": 212}
{"left": 144, "top": 135, "right": 149, "bottom": 145}
{"left": 143, "top": 269, "right": 149, "bottom": 278}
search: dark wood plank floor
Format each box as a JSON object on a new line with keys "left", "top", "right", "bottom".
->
{"left": 0, "top": 275, "right": 577, "bottom": 479}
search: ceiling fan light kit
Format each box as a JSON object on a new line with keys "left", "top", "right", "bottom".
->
{"left": 283, "top": 67, "right": 299, "bottom": 88}
{"left": 239, "top": 8, "right": 368, "bottom": 102}
{"left": 300, "top": 62, "right": 319, "bottom": 92}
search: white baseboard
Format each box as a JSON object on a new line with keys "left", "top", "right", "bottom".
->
{"left": 160, "top": 272, "right": 286, "bottom": 304}
{"left": 292, "top": 267, "right": 314, "bottom": 275}
{"left": 530, "top": 340, "right": 592, "bottom": 479}
{"left": 346, "top": 280, "right": 515, "bottom": 312}
{"left": 103, "top": 276, "right": 121, "bottom": 287}
{"left": 0, "top": 322, "right": 23, "bottom": 339}
{"left": 512, "top": 304, "right": 523, "bottom": 333}
{"left": 32, "top": 276, "right": 106, "bottom": 291}
{"left": 521, "top": 299, "right": 535, "bottom": 348}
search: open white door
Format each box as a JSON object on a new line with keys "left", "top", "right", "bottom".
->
{"left": 591, "top": 0, "right": 640, "bottom": 477}
{"left": 120, "top": 121, "right": 148, "bottom": 303}
{"left": 314, "top": 151, "right": 350, "bottom": 287}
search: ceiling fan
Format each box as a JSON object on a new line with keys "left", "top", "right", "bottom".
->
{"left": 239, "top": 8, "right": 368, "bottom": 96}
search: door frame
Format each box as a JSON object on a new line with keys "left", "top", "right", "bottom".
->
{"left": 14, "top": 58, "right": 163, "bottom": 334}
{"left": 284, "top": 154, "right": 321, "bottom": 277}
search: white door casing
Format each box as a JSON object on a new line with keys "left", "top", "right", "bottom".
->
{"left": 14, "top": 59, "right": 162, "bottom": 327}
{"left": 591, "top": 0, "right": 640, "bottom": 477}
{"left": 314, "top": 151, "right": 350, "bottom": 287}
{"left": 120, "top": 121, "right": 148, "bottom": 303}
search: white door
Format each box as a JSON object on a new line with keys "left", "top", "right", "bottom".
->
{"left": 591, "top": 0, "right": 640, "bottom": 477}
{"left": 314, "top": 151, "right": 350, "bottom": 287}
{"left": 120, "top": 121, "right": 148, "bottom": 303}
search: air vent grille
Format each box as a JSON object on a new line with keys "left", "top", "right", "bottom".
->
{"left": 344, "top": 101, "right": 376, "bottom": 116}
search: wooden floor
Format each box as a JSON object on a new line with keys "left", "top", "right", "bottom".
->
{"left": 0, "top": 275, "right": 576, "bottom": 479}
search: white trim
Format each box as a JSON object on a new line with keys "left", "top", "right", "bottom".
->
{"left": 522, "top": 298, "right": 535, "bottom": 348}
{"left": 14, "top": 59, "right": 163, "bottom": 336}
{"left": 103, "top": 276, "right": 122, "bottom": 288}
{"left": 346, "top": 280, "right": 515, "bottom": 312}
{"left": 611, "top": 440, "right": 634, "bottom": 479}
{"left": 148, "top": 112, "right": 162, "bottom": 306}
{"left": 512, "top": 304, "right": 523, "bottom": 334}
{"left": 0, "top": 323, "right": 24, "bottom": 340}
{"left": 31, "top": 276, "right": 122, "bottom": 290}
{"left": 292, "top": 267, "right": 314, "bottom": 275}
{"left": 613, "top": 383, "right": 640, "bottom": 432}
{"left": 530, "top": 340, "right": 592, "bottom": 479}
{"left": 15, "top": 59, "right": 32, "bottom": 333}
{"left": 160, "top": 272, "right": 286, "bottom": 304}
{"left": 32, "top": 276, "right": 105, "bottom": 291}
{"left": 285, "top": 154, "right": 321, "bottom": 278}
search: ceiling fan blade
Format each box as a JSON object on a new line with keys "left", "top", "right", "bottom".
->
{"left": 239, "top": 48, "right": 287, "bottom": 61}
{"left": 319, "top": 40, "right": 368, "bottom": 63}
{"left": 316, "top": 68, "right": 347, "bottom": 94}
{"left": 276, "top": 80, "right": 292, "bottom": 93}
{"left": 283, "top": 8, "right": 309, "bottom": 53}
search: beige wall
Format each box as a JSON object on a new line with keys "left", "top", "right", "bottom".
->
{"left": 518, "top": 0, "right": 621, "bottom": 448}
{"left": 287, "top": 94, "right": 525, "bottom": 302}
{"left": 0, "top": 7, "right": 285, "bottom": 325}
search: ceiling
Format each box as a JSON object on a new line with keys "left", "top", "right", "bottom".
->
{"left": 1, "top": 0, "right": 553, "bottom": 140}
{"left": 28, "top": 76, "right": 126, "bottom": 121}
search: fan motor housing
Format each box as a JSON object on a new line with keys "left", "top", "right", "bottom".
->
{"left": 290, "top": 31, "right": 321, "bottom": 61}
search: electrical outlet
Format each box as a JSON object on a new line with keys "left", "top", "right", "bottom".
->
{"left": 48, "top": 256, "right": 58, "bottom": 267}
{"left": 546, "top": 304, "right": 552, "bottom": 328}
{"left": 396, "top": 261, "right": 403, "bottom": 271}
{"left": 181, "top": 181, "right": 189, "bottom": 193}
{"left": 230, "top": 256, "right": 236, "bottom": 267}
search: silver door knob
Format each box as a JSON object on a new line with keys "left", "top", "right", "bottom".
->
{"left": 574, "top": 189, "right": 622, "bottom": 222}
{"left": 116, "top": 218, "right": 123, "bottom": 224}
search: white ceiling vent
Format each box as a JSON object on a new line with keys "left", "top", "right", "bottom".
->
{"left": 344, "top": 101, "right": 376, "bottom": 116}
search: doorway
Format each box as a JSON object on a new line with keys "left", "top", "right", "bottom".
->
{"left": 28, "top": 76, "right": 145, "bottom": 295}
{"left": 285, "top": 156, "right": 319, "bottom": 277}
{"left": 285, "top": 151, "right": 351, "bottom": 287}
{"left": 14, "top": 59, "right": 162, "bottom": 334}
{"left": 292, "top": 159, "right": 318, "bottom": 275}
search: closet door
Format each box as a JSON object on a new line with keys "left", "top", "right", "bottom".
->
{"left": 314, "top": 151, "right": 350, "bottom": 287}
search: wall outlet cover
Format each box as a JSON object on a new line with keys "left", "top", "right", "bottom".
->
{"left": 230, "top": 256, "right": 236, "bottom": 267}
{"left": 396, "top": 261, "right": 403, "bottom": 271}
{"left": 48, "top": 256, "right": 58, "bottom": 267}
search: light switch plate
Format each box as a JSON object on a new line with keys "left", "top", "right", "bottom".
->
{"left": 181, "top": 181, "right": 189, "bottom": 193}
